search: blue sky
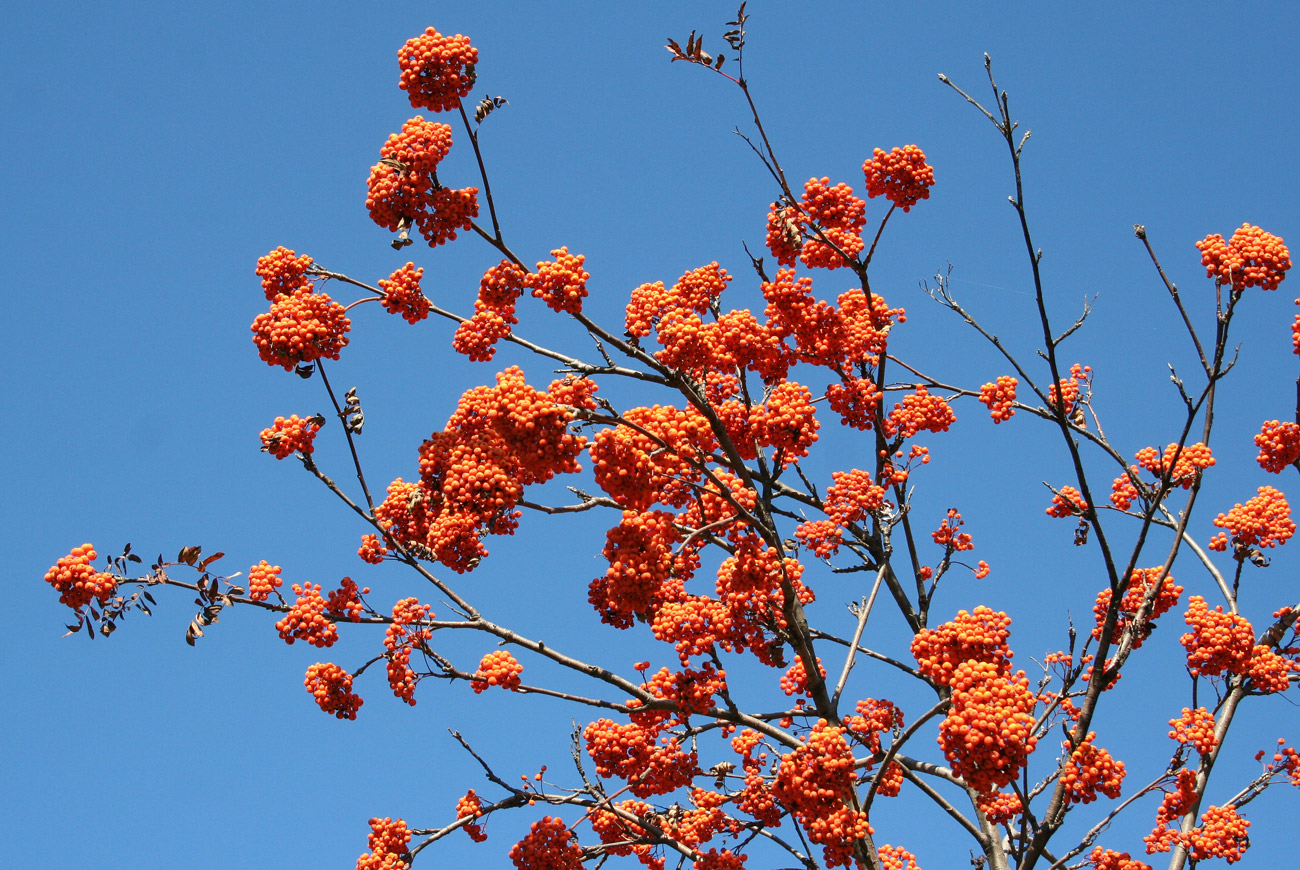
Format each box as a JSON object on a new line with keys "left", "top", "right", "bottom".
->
{"left": 4, "top": 1, "right": 1299, "bottom": 867}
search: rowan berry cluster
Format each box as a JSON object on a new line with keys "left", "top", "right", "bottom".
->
{"left": 583, "top": 717, "right": 698, "bottom": 798}
{"left": 937, "top": 660, "right": 1038, "bottom": 794}
{"left": 779, "top": 656, "right": 825, "bottom": 697}
{"left": 772, "top": 720, "right": 872, "bottom": 868}
{"left": 1195, "top": 223, "right": 1291, "bottom": 292}
{"left": 794, "top": 177, "right": 867, "bottom": 269}
{"left": 276, "top": 583, "right": 338, "bottom": 648}
{"left": 877, "top": 844, "right": 923, "bottom": 870}
{"left": 325, "top": 577, "right": 369, "bottom": 622}
{"left": 1180, "top": 596, "right": 1255, "bottom": 678}
{"left": 1134, "top": 442, "right": 1215, "bottom": 487}
{"left": 455, "top": 790, "right": 487, "bottom": 842}
{"left": 1184, "top": 804, "right": 1250, "bottom": 864}
{"left": 884, "top": 386, "right": 955, "bottom": 439}
{"left": 471, "top": 650, "right": 523, "bottom": 693}
{"left": 823, "top": 469, "right": 887, "bottom": 527}
{"left": 304, "top": 662, "right": 364, "bottom": 720}
{"left": 247, "top": 560, "right": 283, "bottom": 602}
{"left": 357, "top": 534, "right": 389, "bottom": 564}
{"left": 1244, "top": 644, "right": 1295, "bottom": 694}
{"left": 632, "top": 663, "right": 727, "bottom": 726}
{"left": 1048, "top": 363, "right": 1090, "bottom": 416}
{"left": 1088, "top": 848, "right": 1152, "bottom": 870}
{"left": 794, "top": 519, "right": 844, "bottom": 558}
{"left": 1144, "top": 768, "right": 1198, "bottom": 855}
{"left": 1208, "top": 485, "right": 1295, "bottom": 552}
{"left": 509, "top": 817, "right": 582, "bottom": 870}
{"left": 1255, "top": 420, "right": 1300, "bottom": 473}
{"left": 1045, "top": 485, "right": 1089, "bottom": 518}
{"left": 978, "top": 376, "right": 1018, "bottom": 423}
{"left": 378, "top": 262, "right": 431, "bottom": 324}
{"left": 259, "top": 414, "right": 321, "bottom": 459}
{"left": 365, "top": 117, "right": 478, "bottom": 248}
{"left": 528, "top": 247, "right": 589, "bottom": 315}
{"left": 453, "top": 260, "right": 527, "bottom": 361}
{"left": 592, "top": 510, "right": 681, "bottom": 625}
{"left": 911, "top": 606, "right": 1014, "bottom": 684}
{"left": 976, "top": 790, "right": 1023, "bottom": 825}
{"left": 1259, "top": 739, "right": 1300, "bottom": 787}
{"left": 760, "top": 268, "right": 902, "bottom": 371}
{"left": 692, "top": 848, "right": 747, "bottom": 870}
{"left": 587, "top": 798, "right": 660, "bottom": 868}
{"left": 356, "top": 816, "right": 411, "bottom": 870}
{"left": 398, "top": 28, "right": 477, "bottom": 113}
{"left": 862, "top": 145, "right": 936, "bottom": 211}
{"left": 375, "top": 367, "right": 584, "bottom": 572}
{"left": 1060, "top": 732, "right": 1126, "bottom": 804}
{"left": 44, "top": 544, "right": 117, "bottom": 613}
{"left": 825, "top": 375, "right": 881, "bottom": 430}
{"left": 385, "top": 598, "right": 433, "bottom": 705}
{"left": 931, "top": 508, "right": 974, "bottom": 551}
{"left": 1168, "top": 707, "right": 1217, "bottom": 755}
{"left": 251, "top": 289, "right": 351, "bottom": 370}
{"left": 256, "top": 246, "right": 314, "bottom": 301}
{"left": 1091, "top": 567, "right": 1183, "bottom": 649}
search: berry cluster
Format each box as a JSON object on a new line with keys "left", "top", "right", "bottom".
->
{"left": 1045, "top": 485, "right": 1089, "bottom": 518}
{"left": 877, "top": 844, "right": 923, "bottom": 870}
{"left": 1195, "top": 223, "right": 1291, "bottom": 292}
{"left": 931, "top": 508, "right": 974, "bottom": 551}
{"left": 455, "top": 790, "right": 487, "bottom": 842}
{"left": 471, "top": 650, "right": 523, "bottom": 693}
{"left": 379, "top": 262, "right": 431, "bottom": 324}
{"left": 1134, "top": 442, "right": 1214, "bottom": 487}
{"left": 304, "top": 662, "right": 364, "bottom": 720}
{"left": 824, "top": 469, "right": 887, "bottom": 527}
{"left": 978, "top": 376, "right": 1018, "bottom": 423}
{"left": 44, "top": 544, "right": 117, "bottom": 613}
{"left": 795, "top": 177, "right": 867, "bottom": 269}
{"left": 357, "top": 534, "right": 389, "bottom": 564}
{"left": 528, "top": 247, "right": 589, "bottom": 315}
{"left": 453, "top": 260, "right": 527, "bottom": 361}
{"left": 976, "top": 790, "right": 1023, "bottom": 826}
{"left": 911, "top": 606, "right": 1014, "bottom": 685}
{"left": 583, "top": 717, "right": 698, "bottom": 798}
{"left": 356, "top": 817, "right": 411, "bottom": 870}
{"left": 1091, "top": 567, "right": 1183, "bottom": 649}
{"left": 772, "top": 720, "right": 872, "bottom": 869}
{"left": 1254, "top": 419, "right": 1300, "bottom": 473}
{"left": 385, "top": 597, "right": 433, "bottom": 706}
{"left": 509, "top": 817, "right": 582, "bottom": 870}
{"left": 826, "top": 375, "right": 881, "bottom": 430}
{"left": 936, "top": 660, "right": 1038, "bottom": 794}
{"left": 862, "top": 145, "right": 935, "bottom": 211}
{"left": 1088, "top": 848, "right": 1152, "bottom": 870}
{"left": 398, "top": 28, "right": 477, "bottom": 113}
{"left": 259, "top": 414, "right": 321, "bottom": 459}
{"left": 325, "top": 577, "right": 369, "bottom": 622}
{"left": 1208, "top": 485, "right": 1295, "bottom": 552}
{"left": 1060, "top": 732, "right": 1126, "bottom": 804}
{"left": 251, "top": 289, "right": 352, "bottom": 370}
{"left": 1185, "top": 804, "right": 1250, "bottom": 864}
{"left": 1168, "top": 706, "right": 1217, "bottom": 755}
{"left": 884, "top": 386, "right": 955, "bottom": 439}
{"left": 275, "top": 583, "right": 338, "bottom": 648}
{"left": 365, "top": 117, "right": 478, "bottom": 248}
{"left": 247, "top": 560, "right": 283, "bottom": 602}
{"left": 779, "top": 656, "right": 825, "bottom": 697}
{"left": 1180, "top": 596, "right": 1255, "bottom": 678}
{"left": 255, "top": 246, "right": 314, "bottom": 301}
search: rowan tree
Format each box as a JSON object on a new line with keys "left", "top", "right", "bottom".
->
{"left": 40, "top": 8, "right": 1299, "bottom": 870}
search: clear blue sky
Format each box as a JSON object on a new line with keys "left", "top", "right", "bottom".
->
{"left": 4, "top": 2, "right": 1298, "bottom": 867}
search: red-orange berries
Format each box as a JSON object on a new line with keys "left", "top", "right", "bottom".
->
{"left": 256, "top": 246, "right": 314, "bottom": 301}
{"left": 304, "top": 662, "right": 363, "bottom": 720}
{"left": 978, "top": 376, "right": 1018, "bottom": 423}
{"left": 1091, "top": 567, "right": 1183, "bottom": 649}
{"left": 1195, "top": 223, "right": 1291, "bottom": 292}
{"left": 1061, "top": 732, "right": 1126, "bottom": 804}
{"left": 884, "top": 386, "right": 955, "bottom": 439}
{"left": 455, "top": 790, "right": 487, "bottom": 842}
{"left": 1088, "top": 848, "right": 1152, "bottom": 870}
{"left": 471, "top": 650, "right": 523, "bottom": 693}
{"left": 44, "top": 544, "right": 117, "bottom": 613}
{"left": 357, "top": 534, "right": 389, "bottom": 564}
{"left": 772, "top": 720, "right": 872, "bottom": 868}
{"left": 911, "top": 606, "right": 1014, "bottom": 684}
{"left": 365, "top": 117, "right": 478, "bottom": 248}
{"left": 1255, "top": 420, "right": 1300, "bottom": 473}
{"left": 247, "top": 560, "right": 283, "bottom": 602}
{"left": 259, "top": 414, "right": 321, "bottom": 459}
{"left": 357, "top": 817, "right": 411, "bottom": 870}
{"left": 385, "top": 598, "right": 434, "bottom": 705}
{"left": 936, "top": 661, "right": 1038, "bottom": 794}
{"left": 1185, "top": 804, "right": 1250, "bottom": 863}
{"left": 877, "top": 844, "right": 923, "bottom": 870}
{"left": 252, "top": 290, "right": 351, "bottom": 370}
{"left": 797, "top": 177, "right": 867, "bottom": 269}
{"left": 862, "top": 145, "right": 935, "bottom": 212}
{"left": 276, "top": 583, "right": 338, "bottom": 648}
{"left": 1168, "top": 707, "right": 1217, "bottom": 755}
{"left": 379, "top": 262, "right": 431, "bottom": 323}
{"left": 509, "top": 817, "right": 582, "bottom": 870}
{"left": 398, "top": 28, "right": 477, "bottom": 113}
{"left": 528, "top": 247, "right": 589, "bottom": 315}
{"left": 1180, "top": 596, "right": 1255, "bottom": 678}
{"left": 931, "top": 508, "right": 974, "bottom": 551}
{"left": 1209, "top": 485, "right": 1295, "bottom": 551}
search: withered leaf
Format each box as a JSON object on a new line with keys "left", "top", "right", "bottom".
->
{"left": 198, "top": 552, "right": 225, "bottom": 572}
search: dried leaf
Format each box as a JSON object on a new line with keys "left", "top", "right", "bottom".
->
{"left": 198, "top": 552, "right": 225, "bottom": 572}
